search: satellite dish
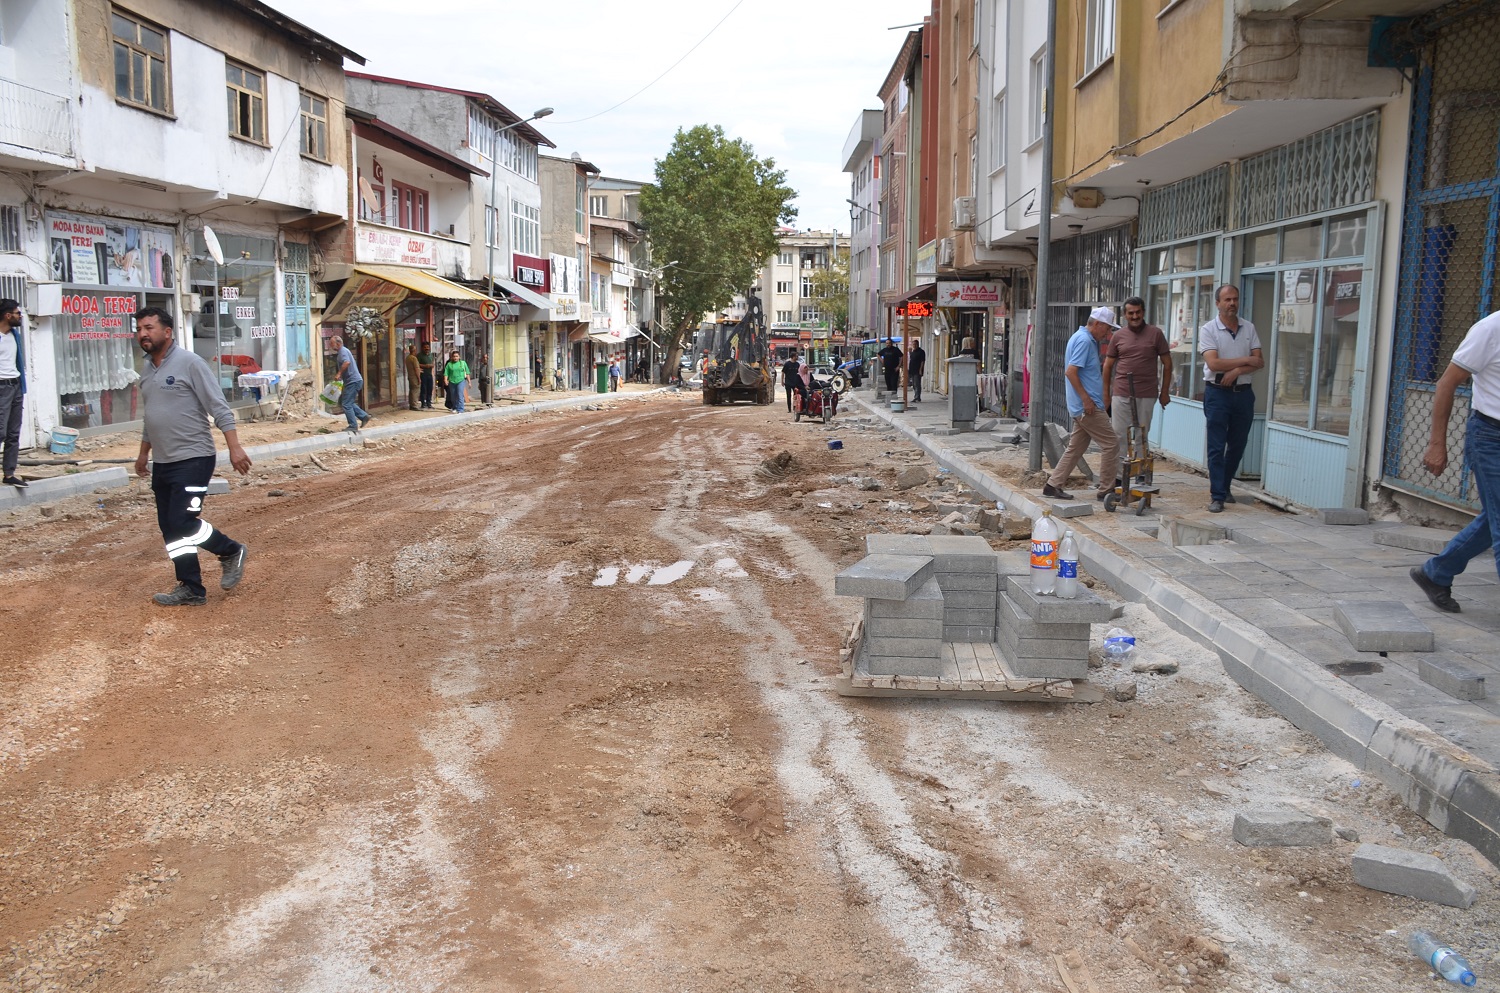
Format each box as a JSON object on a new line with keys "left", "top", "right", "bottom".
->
{"left": 358, "top": 176, "right": 381, "bottom": 215}
{"left": 203, "top": 225, "right": 225, "bottom": 267}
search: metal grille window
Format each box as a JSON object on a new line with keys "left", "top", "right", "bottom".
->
{"left": 1139, "top": 165, "right": 1227, "bottom": 247}
{"left": 225, "top": 61, "right": 265, "bottom": 144}
{"left": 1384, "top": 1, "right": 1500, "bottom": 511}
{"left": 299, "top": 90, "right": 328, "bottom": 162}
{"left": 1044, "top": 223, "right": 1136, "bottom": 426}
{"left": 1233, "top": 112, "right": 1378, "bottom": 230}
{"left": 112, "top": 8, "right": 170, "bottom": 114}
{"left": 0, "top": 274, "right": 24, "bottom": 307}
{"left": 0, "top": 205, "right": 19, "bottom": 253}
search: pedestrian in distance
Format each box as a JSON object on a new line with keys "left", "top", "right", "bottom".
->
{"left": 907, "top": 340, "right": 926, "bottom": 403}
{"left": 1102, "top": 296, "right": 1172, "bottom": 494}
{"left": 1042, "top": 307, "right": 1121, "bottom": 502}
{"left": 444, "top": 350, "right": 470, "bottom": 413}
{"left": 1199, "top": 285, "right": 1263, "bottom": 513}
{"left": 959, "top": 336, "right": 979, "bottom": 358}
{"left": 0, "top": 299, "right": 28, "bottom": 488}
{"left": 330, "top": 335, "right": 371, "bottom": 432}
{"left": 417, "top": 341, "right": 436, "bottom": 409}
{"left": 1410, "top": 310, "right": 1500, "bottom": 614}
{"left": 879, "top": 338, "right": 902, "bottom": 393}
{"left": 781, "top": 350, "right": 803, "bottom": 412}
{"left": 608, "top": 358, "right": 622, "bottom": 392}
{"left": 132, "top": 308, "right": 250, "bottom": 606}
{"left": 404, "top": 343, "right": 421, "bottom": 411}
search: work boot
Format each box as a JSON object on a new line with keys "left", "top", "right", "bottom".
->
{"left": 153, "top": 583, "right": 206, "bottom": 607}
{"left": 220, "top": 544, "right": 247, "bottom": 591}
{"left": 1410, "top": 566, "right": 1460, "bottom": 613}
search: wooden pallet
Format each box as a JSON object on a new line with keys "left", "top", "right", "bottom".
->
{"left": 833, "top": 641, "right": 1104, "bottom": 703}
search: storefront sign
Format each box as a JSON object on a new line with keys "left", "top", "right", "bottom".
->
{"left": 549, "top": 252, "right": 581, "bottom": 321}
{"left": 937, "top": 281, "right": 1001, "bottom": 307}
{"left": 898, "top": 300, "right": 934, "bottom": 318}
{"left": 47, "top": 211, "right": 175, "bottom": 288}
{"left": 355, "top": 227, "right": 437, "bottom": 268}
{"left": 514, "top": 253, "right": 549, "bottom": 289}
{"left": 61, "top": 293, "right": 138, "bottom": 339}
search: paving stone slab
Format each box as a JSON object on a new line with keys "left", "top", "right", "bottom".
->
{"left": 864, "top": 653, "right": 946, "bottom": 677}
{"left": 995, "top": 549, "right": 1030, "bottom": 576}
{"left": 1350, "top": 844, "right": 1477, "bottom": 907}
{"left": 865, "top": 534, "right": 933, "bottom": 556}
{"left": 998, "top": 642, "right": 1090, "bottom": 680}
{"left": 935, "top": 572, "right": 1000, "bottom": 592}
{"left": 863, "top": 615, "right": 944, "bottom": 641}
{"left": 996, "top": 593, "right": 1092, "bottom": 641}
{"left": 1233, "top": 810, "right": 1332, "bottom": 847}
{"left": 1334, "top": 601, "right": 1435, "bottom": 653}
{"left": 864, "top": 635, "right": 941, "bottom": 659}
{"left": 944, "top": 607, "right": 997, "bottom": 626}
{"left": 1317, "top": 507, "right": 1371, "bottom": 526}
{"left": 207, "top": 477, "right": 231, "bottom": 495}
{"left": 1048, "top": 501, "right": 1095, "bottom": 518}
{"left": 1004, "top": 576, "right": 1113, "bottom": 624}
{"left": 1373, "top": 525, "right": 1459, "bottom": 556}
{"left": 1418, "top": 654, "right": 1487, "bottom": 701}
{"left": 926, "top": 535, "right": 999, "bottom": 573}
{"left": 834, "top": 554, "right": 935, "bottom": 601}
{"left": 995, "top": 625, "right": 1088, "bottom": 662}
{"left": 943, "top": 625, "right": 997, "bottom": 643}
{"left": 865, "top": 579, "right": 945, "bottom": 620}
{"left": 943, "top": 590, "right": 999, "bottom": 610}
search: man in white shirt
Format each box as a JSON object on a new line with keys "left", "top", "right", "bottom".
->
{"left": 0, "top": 299, "right": 27, "bottom": 488}
{"left": 1198, "top": 285, "right": 1264, "bottom": 513}
{"left": 1410, "top": 310, "right": 1500, "bottom": 613}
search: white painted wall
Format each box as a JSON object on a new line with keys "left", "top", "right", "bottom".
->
{"left": 980, "top": 0, "right": 1046, "bottom": 244}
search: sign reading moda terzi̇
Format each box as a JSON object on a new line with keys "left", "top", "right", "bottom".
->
{"left": 355, "top": 228, "right": 437, "bottom": 268}
{"left": 937, "top": 281, "right": 1002, "bottom": 307}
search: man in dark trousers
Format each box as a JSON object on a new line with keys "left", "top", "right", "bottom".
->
{"left": 0, "top": 299, "right": 27, "bottom": 488}
{"left": 907, "top": 340, "right": 926, "bottom": 402}
{"left": 879, "top": 338, "right": 902, "bottom": 393}
{"left": 133, "top": 308, "right": 252, "bottom": 606}
{"left": 781, "top": 350, "right": 804, "bottom": 412}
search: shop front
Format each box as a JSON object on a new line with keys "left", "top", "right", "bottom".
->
{"left": 45, "top": 210, "right": 175, "bottom": 432}
{"left": 188, "top": 228, "right": 281, "bottom": 401}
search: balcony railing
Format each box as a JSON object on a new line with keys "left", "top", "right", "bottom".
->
{"left": 0, "top": 77, "right": 73, "bottom": 159}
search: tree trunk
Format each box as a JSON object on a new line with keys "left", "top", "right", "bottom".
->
{"left": 659, "top": 320, "right": 694, "bottom": 383}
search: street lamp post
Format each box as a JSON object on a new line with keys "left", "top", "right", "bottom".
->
{"left": 484, "top": 106, "right": 553, "bottom": 396}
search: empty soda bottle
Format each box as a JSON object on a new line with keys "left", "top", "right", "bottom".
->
{"left": 1409, "top": 931, "right": 1477, "bottom": 987}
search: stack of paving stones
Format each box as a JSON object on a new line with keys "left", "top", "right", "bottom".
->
{"left": 864, "top": 534, "right": 1007, "bottom": 642}
{"left": 996, "top": 576, "right": 1112, "bottom": 680}
{"left": 835, "top": 552, "right": 943, "bottom": 676}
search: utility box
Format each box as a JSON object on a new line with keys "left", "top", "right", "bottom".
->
{"left": 947, "top": 355, "right": 979, "bottom": 429}
{"left": 595, "top": 362, "right": 608, "bottom": 393}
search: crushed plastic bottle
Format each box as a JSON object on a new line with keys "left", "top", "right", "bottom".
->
{"left": 1029, "top": 510, "right": 1059, "bottom": 595}
{"left": 1103, "top": 627, "right": 1136, "bottom": 658}
{"left": 1409, "top": 931, "right": 1477, "bottom": 987}
{"left": 1056, "top": 529, "right": 1079, "bottom": 599}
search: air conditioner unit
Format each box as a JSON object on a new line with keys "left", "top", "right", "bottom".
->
{"left": 311, "top": 292, "right": 327, "bottom": 309}
{"left": 936, "top": 238, "right": 955, "bottom": 268}
{"left": 953, "top": 196, "right": 976, "bottom": 231}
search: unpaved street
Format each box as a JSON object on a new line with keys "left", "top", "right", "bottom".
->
{"left": 3, "top": 393, "right": 1497, "bottom": 992}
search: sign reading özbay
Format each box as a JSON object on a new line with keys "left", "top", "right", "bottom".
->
{"left": 355, "top": 228, "right": 436, "bottom": 268}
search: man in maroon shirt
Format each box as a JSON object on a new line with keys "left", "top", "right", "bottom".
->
{"left": 1102, "top": 297, "right": 1172, "bottom": 496}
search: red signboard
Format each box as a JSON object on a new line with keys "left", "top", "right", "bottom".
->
{"left": 899, "top": 300, "right": 934, "bottom": 318}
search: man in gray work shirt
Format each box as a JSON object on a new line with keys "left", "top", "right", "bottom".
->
{"left": 134, "top": 307, "right": 252, "bottom": 606}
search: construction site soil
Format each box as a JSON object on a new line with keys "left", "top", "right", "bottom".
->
{"left": 2, "top": 392, "right": 1496, "bottom": 992}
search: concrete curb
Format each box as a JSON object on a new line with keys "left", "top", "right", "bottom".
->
{"left": 853, "top": 396, "right": 1500, "bottom": 867}
{"left": 2, "top": 390, "right": 666, "bottom": 509}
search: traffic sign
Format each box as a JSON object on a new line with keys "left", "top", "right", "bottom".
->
{"left": 480, "top": 299, "right": 501, "bottom": 323}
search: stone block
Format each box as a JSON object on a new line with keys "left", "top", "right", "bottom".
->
{"left": 1049, "top": 501, "right": 1095, "bottom": 518}
{"left": 865, "top": 534, "right": 932, "bottom": 557}
{"left": 935, "top": 572, "right": 999, "bottom": 592}
{"left": 1232, "top": 810, "right": 1332, "bottom": 847}
{"left": 995, "top": 593, "right": 1091, "bottom": 641}
{"left": 996, "top": 621, "right": 1088, "bottom": 662}
{"left": 1334, "top": 601, "right": 1434, "bottom": 653}
{"left": 995, "top": 549, "right": 1029, "bottom": 577}
{"left": 1317, "top": 507, "right": 1370, "bottom": 526}
{"left": 207, "top": 477, "right": 231, "bottom": 495}
{"left": 1350, "top": 844, "right": 1477, "bottom": 907}
{"left": 926, "top": 535, "right": 997, "bottom": 573}
{"left": 1372, "top": 525, "right": 1458, "bottom": 556}
{"left": 944, "top": 607, "right": 997, "bottom": 626}
{"left": 1004, "top": 576, "right": 1113, "bottom": 624}
{"left": 864, "top": 653, "right": 946, "bottom": 677}
{"left": 943, "top": 590, "right": 998, "bottom": 610}
{"left": 865, "top": 579, "right": 945, "bottom": 620}
{"left": 864, "top": 635, "right": 941, "bottom": 659}
{"left": 942, "top": 625, "right": 996, "bottom": 643}
{"left": 863, "top": 615, "right": 943, "bottom": 641}
{"left": 998, "top": 641, "right": 1090, "bottom": 680}
{"left": 834, "top": 554, "right": 934, "bottom": 601}
{"left": 1446, "top": 772, "right": 1500, "bottom": 870}
{"left": 1418, "top": 655, "right": 1486, "bottom": 701}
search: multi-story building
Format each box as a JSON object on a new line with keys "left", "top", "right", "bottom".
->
{"left": 585, "top": 177, "right": 654, "bottom": 386}
{"left": 0, "top": 0, "right": 362, "bottom": 447}
{"left": 876, "top": 30, "right": 922, "bottom": 366}
{"left": 538, "top": 153, "right": 597, "bottom": 389}
{"left": 338, "top": 72, "right": 555, "bottom": 398}
{"left": 758, "top": 229, "right": 844, "bottom": 367}
{"left": 842, "top": 110, "right": 883, "bottom": 345}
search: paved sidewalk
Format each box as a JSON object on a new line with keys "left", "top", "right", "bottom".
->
{"left": 852, "top": 387, "right": 1500, "bottom": 867}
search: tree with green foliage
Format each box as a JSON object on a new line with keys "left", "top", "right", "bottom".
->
{"left": 808, "top": 250, "right": 850, "bottom": 334}
{"left": 639, "top": 125, "right": 797, "bottom": 379}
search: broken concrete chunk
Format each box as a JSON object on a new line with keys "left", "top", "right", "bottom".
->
{"left": 1232, "top": 810, "right": 1332, "bottom": 848}
{"left": 1350, "top": 843, "right": 1477, "bottom": 907}
{"left": 894, "top": 467, "right": 928, "bottom": 490}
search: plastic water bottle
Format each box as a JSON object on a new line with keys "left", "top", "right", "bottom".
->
{"left": 1056, "top": 530, "right": 1079, "bottom": 599}
{"left": 1030, "top": 510, "right": 1059, "bottom": 595}
{"left": 1409, "top": 932, "right": 1477, "bottom": 986}
{"left": 1103, "top": 628, "right": 1136, "bottom": 658}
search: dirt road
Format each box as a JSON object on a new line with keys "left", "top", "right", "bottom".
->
{"left": 2, "top": 394, "right": 1495, "bottom": 992}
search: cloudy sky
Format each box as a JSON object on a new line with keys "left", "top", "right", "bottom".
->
{"left": 272, "top": 0, "right": 922, "bottom": 235}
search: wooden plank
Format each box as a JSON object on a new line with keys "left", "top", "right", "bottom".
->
{"left": 962, "top": 644, "right": 992, "bottom": 689}
{"left": 950, "top": 642, "right": 981, "bottom": 688}
{"left": 974, "top": 644, "right": 1008, "bottom": 691}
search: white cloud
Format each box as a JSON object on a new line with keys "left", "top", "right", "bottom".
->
{"left": 272, "top": 0, "right": 919, "bottom": 232}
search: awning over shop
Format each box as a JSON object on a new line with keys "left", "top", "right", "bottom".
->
{"left": 354, "top": 264, "right": 493, "bottom": 303}
{"left": 588, "top": 326, "right": 643, "bottom": 344}
{"left": 326, "top": 263, "right": 494, "bottom": 319}
{"left": 493, "top": 277, "right": 552, "bottom": 311}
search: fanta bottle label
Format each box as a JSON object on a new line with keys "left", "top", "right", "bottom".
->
{"left": 1030, "top": 540, "right": 1057, "bottom": 570}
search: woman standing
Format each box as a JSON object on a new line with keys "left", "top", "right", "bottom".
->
{"left": 443, "top": 350, "right": 470, "bottom": 413}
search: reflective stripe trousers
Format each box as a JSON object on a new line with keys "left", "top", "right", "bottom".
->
{"left": 152, "top": 455, "right": 239, "bottom": 597}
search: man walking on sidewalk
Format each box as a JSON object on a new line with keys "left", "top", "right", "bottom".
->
{"left": 781, "top": 350, "right": 803, "bottom": 412}
{"left": 1043, "top": 307, "right": 1121, "bottom": 501}
{"left": 0, "top": 299, "right": 28, "bottom": 488}
{"left": 133, "top": 308, "right": 251, "bottom": 606}
{"left": 1199, "top": 285, "right": 1262, "bottom": 513}
{"left": 908, "top": 340, "right": 927, "bottom": 403}
{"left": 1411, "top": 310, "right": 1500, "bottom": 614}
{"left": 331, "top": 335, "right": 371, "bottom": 432}
{"left": 1103, "top": 296, "right": 1172, "bottom": 493}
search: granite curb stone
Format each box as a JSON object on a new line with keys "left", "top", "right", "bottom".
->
{"left": 1350, "top": 844, "right": 1477, "bottom": 907}
{"left": 1232, "top": 810, "right": 1333, "bottom": 847}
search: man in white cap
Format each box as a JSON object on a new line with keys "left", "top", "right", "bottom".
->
{"left": 1043, "top": 306, "right": 1121, "bottom": 501}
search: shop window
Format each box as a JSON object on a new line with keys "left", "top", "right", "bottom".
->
{"left": 189, "top": 232, "right": 278, "bottom": 399}
{"left": 391, "top": 182, "right": 428, "bottom": 233}
{"left": 53, "top": 290, "right": 159, "bottom": 430}
{"left": 300, "top": 90, "right": 328, "bottom": 162}
{"left": 225, "top": 61, "right": 265, "bottom": 144}
{"left": 112, "top": 8, "right": 170, "bottom": 114}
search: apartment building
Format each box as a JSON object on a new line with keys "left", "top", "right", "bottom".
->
{"left": 842, "top": 110, "right": 882, "bottom": 343}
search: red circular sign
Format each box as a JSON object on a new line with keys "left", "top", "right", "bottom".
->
{"left": 480, "top": 300, "right": 501, "bottom": 323}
